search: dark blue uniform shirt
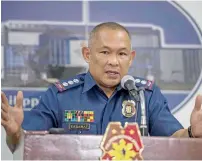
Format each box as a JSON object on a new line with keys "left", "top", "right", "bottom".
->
{"left": 22, "top": 72, "right": 183, "bottom": 136}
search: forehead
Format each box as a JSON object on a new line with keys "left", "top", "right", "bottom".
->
{"left": 93, "top": 28, "right": 131, "bottom": 49}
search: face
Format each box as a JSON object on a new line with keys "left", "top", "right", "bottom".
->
{"left": 82, "top": 28, "right": 136, "bottom": 88}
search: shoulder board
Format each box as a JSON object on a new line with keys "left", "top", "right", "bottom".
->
{"left": 53, "top": 74, "right": 85, "bottom": 92}
{"left": 133, "top": 77, "right": 155, "bottom": 91}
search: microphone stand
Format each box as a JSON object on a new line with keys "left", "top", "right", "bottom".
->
{"left": 128, "top": 86, "right": 148, "bottom": 136}
{"left": 123, "top": 77, "right": 148, "bottom": 136}
{"left": 138, "top": 87, "right": 148, "bottom": 136}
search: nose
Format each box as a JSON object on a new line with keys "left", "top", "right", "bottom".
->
{"left": 108, "top": 53, "right": 118, "bottom": 66}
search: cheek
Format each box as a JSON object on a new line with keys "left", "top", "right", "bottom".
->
{"left": 89, "top": 55, "right": 98, "bottom": 65}
{"left": 94, "top": 55, "right": 107, "bottom": 66}
{"left": 89, "top": 55, "right": 107, "bottom": 71}
{"left": 119, "top": 60, "right": 131, "bottom": 72}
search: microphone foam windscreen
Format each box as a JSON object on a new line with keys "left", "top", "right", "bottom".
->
{"left": 121, "top": 75, "right": 135, "bottom": 89}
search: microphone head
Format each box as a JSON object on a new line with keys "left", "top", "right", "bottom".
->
{"left": 121, "top": 75, "right": 136, "bottom": 90}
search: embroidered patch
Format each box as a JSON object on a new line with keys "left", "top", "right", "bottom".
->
{"left": 64, "top": 110, "right": 94, "bottom": 122}
{"left": 54, "top": 82, "right": 66, "bottom": 92}
{"left": 146, "top": 80, "right": 154, "bottom": 90}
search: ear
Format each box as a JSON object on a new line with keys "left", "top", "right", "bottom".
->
{"left": 129, "top": 50, "right": 136, "bottom": 66}
{"left": 82, "top": 47, "right": 91, "bottom": 63}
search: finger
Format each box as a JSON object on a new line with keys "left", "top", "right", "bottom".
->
{"left": 1, "top": 92, "right": 9, "bottom": 107}
{"left": 194, "top": 95, "right": 202, "bottom": 111}
{"left": 16, "top": 91, "right": 23, "bottom": 108}
{"left": 1, "top": 103, "right": 8, "bottom": 113}
{"left": 1, "top": 109, "right": 9, "bottom": 121}
{"left": 1, "top": 103, "right": 9, "bottom": 112}
{"left": 1, "top": 119, "right": 7, "bottom": 127}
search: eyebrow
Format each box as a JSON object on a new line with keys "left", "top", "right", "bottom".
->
{"left": 100, "top": 46, "right": 111, "bottom": 50}
{"left": 100, "top": 46, "right": 129, "bottom": 51}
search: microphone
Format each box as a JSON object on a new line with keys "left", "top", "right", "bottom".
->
{"left": 121, "top": 75, "right": 139, "bottom": 101}
{"left": 121, "top": 75, "right": 148, "bottom": 136}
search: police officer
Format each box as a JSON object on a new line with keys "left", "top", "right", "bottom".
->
{"left": 1, "top": 22, "right": 202, "bottom": 152}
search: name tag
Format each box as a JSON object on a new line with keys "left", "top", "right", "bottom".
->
{"left": 69, "top": 123, "right": 90, "bottom": 130}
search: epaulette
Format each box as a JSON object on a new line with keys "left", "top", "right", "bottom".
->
{"left": 133, "top": 77, "right": 155, "bottom": 91}
{"left": 53, "top": 75, "right": 85, "bottom": 92}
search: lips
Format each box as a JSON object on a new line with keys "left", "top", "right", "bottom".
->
{"left": 105, "top": 70, "right": 120, "bottom": 78}
{"left": 106, "top": 70, "right": 119, "bottom": 75}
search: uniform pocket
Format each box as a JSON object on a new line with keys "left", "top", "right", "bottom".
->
{"left": 62, "top": 122, "right": 97, "bottom": 135}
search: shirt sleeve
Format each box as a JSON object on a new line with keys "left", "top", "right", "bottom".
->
{"left": 149, "top": 85, "right": 184, "bottom": 136}
{"left": 22, "top": 85, "right": 59, "bottom": 131}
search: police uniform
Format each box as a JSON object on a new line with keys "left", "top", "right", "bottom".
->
{"left": 22, "top": 72, "right": 183, "bottom": 136}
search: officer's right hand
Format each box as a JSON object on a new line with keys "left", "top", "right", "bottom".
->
{"left": 1, "top": 91, "right": 24, "bottom": 136}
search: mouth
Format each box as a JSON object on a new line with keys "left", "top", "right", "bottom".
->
{"left": 105, "top": 70, "right": 120, "bottom": 78}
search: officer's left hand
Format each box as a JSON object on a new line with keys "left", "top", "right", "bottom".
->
{"left": 190, "top": 95, "right": 202, "bottom": 138}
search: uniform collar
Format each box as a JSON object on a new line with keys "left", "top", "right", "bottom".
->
{"left": 82, "top": 71, "right": 124, "bottom": 93}
{"left": 82, "top": 71, "right": 97, "bottom": 93}
{"left": 116, "top": 83, "right": 123, "bottom": 91}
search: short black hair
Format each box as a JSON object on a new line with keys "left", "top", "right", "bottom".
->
{"left": 88, "top": 22, "right": 131, "bottom": 47}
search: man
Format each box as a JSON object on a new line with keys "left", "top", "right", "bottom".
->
{"left": 1, "top": 22, "right": 202, "bottom": 152}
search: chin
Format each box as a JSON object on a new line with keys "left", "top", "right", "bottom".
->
{"left": 103, "top": 80, "right": 120, "bottom": 87}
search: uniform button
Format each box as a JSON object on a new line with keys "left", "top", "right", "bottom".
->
{"left": 80, "top": 77, "right": 84, "bottom": 81}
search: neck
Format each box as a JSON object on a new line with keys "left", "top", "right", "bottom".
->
{"left": 98, "top": 84, "right": 116, "bottom": 98}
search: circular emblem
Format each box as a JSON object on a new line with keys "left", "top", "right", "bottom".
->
{"left": 122, "top": 100, "right": 136, "bottom": 118}
{"left": 141, "top": 80, "right": 147, "bottom": 85}
{"left": 68, "top": 80, "right": 74, "bottom": 85}
{"left": 73, "top": 79, "right": 79, "bottom": 83}
{"left": 62, "top": 82, "right": 68, "bottom": 86}
{"left": 135, "top": 79, "right": 141, "bottom": 83}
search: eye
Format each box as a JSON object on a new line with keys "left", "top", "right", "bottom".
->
{"left": 119, "top": 52, "right": 127, "bottom": 56}
{"left": 100, "top": 51, "right": 109, "bottom": 55}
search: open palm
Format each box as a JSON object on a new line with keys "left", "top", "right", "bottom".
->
{"left": 1, "top": 91, "right": 24, "bottom": 136}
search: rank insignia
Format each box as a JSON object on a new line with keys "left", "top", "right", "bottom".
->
{"left": 122, "top": 100, "right": 136, "bottom": 118}
{"left": 100, "top": 122, "right": 144, "bottom": 160}
{"left": 64, "top": 110, "right": 94, "bottom": 123}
